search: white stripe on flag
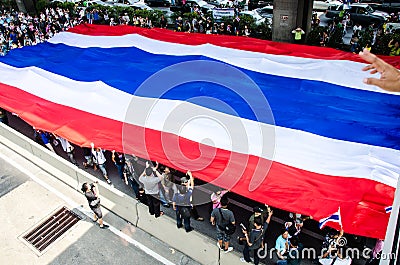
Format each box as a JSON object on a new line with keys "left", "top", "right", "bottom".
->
{"left": 385, "top": 206, "right": 393, "bottom": 213}
{"left": 319, "top": 208, "right": 342, "bottom": 229}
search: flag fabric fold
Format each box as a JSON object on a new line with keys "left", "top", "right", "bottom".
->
{"left": 0, "top": 24, "right": 398, "bottom": 239}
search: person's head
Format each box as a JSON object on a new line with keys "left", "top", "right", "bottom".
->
{"left": 177, "top": 184, "right": 187, "bottom": 194}
{"left": 220, "top": 195, "right": 229, "bottom": 208}
{"left": 254, "top": 216, "right": 262, "bottom": 228}
{"left": 163, "top": 166, "right": 170, "bottom": 174}
{"left": 295, "top": 218, "right": 303, "bottom": 228}
{"left": 145, "top": 167, "right": 153, "bottom": 176}
{"left": 253, "top": 206, "right": 262, "bottom": 217}
{"left": 81, "top": 182, "right": 89, "bottom": 192}
{"left": 290, "top": 237, "right": 299, "bottom": 248}
{"left": 281, "top": 229, "right": 289, "bottom": 239}
{"left": 180, "top": 176, "right": 188, "bottom": 186}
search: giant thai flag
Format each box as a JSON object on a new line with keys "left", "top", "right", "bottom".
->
{"left": 0, "top": 24, "right": 399, "bottom": 239}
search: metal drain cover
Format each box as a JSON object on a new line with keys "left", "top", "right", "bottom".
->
{"left": 21, "top": 206, "right": 81, "bottom": 255}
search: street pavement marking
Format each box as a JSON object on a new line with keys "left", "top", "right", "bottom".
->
{"left": 0, "top": 152, "right": 175, "bottom": 265}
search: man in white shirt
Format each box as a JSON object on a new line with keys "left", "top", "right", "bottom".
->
{"left": 91, "top": 143, "right": 112, "bottom": 185}
{"left": 139, "top": 161, "right": 164, "bottom": 218}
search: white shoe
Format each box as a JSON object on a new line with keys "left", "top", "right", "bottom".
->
{"left": 240, "top": 257, "right": 247, "bottom": 263}
{"left": 224, "top": 246, "right": 233, "bottom": 253}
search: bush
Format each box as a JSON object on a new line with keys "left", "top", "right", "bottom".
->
{"left": 36, "top": 0, "right": 48, "bottom": 13}
{"left": 254, "top": 21, "right": 272, "bottom": 40}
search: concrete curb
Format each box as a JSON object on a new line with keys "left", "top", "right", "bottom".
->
{"left": 0, "top": 123, "right": 242, "bottom": 265}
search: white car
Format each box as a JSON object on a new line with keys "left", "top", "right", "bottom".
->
{"left": 50, "top": 0, "right": 81, "bottom": 3}
{"left": 191, "top": 0, "right": 216, "bottom": 9}
{"left": 85, "top": 0, "right": 115, "bottom": 7}
{"left": 105, "top": 0, "right": 135, "bottom": 7}
{"left": 239, "top": 10, "right": 266, "bottom": 25}
{"left": 313, "top": 0, "right": 342, "bottom": 11}
{"left": 130, "top": 2, "right": 153, "bottom": 10}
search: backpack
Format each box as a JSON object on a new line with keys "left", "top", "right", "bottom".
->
{"left": 217, "top": 208, "right": 236, "bottom": 235}
{"left": 176, "top": 193, "right": 191, "bottom": 219}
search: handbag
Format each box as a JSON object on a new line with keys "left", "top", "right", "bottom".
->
{"left": 90, "top": 198, "right": 100, "bottom": 207}
{"left": 218, "top": 208, "right": 236, "bottom": 235}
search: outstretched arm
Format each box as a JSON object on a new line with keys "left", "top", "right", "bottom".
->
{"left": 359, "top": 48, "right": 400, "bottom": 92}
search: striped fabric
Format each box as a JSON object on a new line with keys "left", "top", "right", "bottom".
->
{"left": 0, "top": 24, "right": 398, "bottom": 238}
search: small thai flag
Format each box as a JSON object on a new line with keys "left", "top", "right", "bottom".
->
{"left": 385, "top": 206, "right": 392, "bottom": 213}
{"left": 235, "top": 16, "right": 240, "bottom": 22}
{"left": 319, "top": 208, "right": 342, "bottom": 229}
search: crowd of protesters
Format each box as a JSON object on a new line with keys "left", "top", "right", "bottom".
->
{"left": 2, "top": 2, "right": 400, "bottom": 56}
{"left": 0, "top": 109, "right": 388, "bottom": 265}
{"left": 0, "top": 6, "right": 84, "bottom": 56}
{"left": 0, "top": 2, "right": 395, "bottom": 264}
{"left": 310, "top": 9, "right": 400, "bottom": 55}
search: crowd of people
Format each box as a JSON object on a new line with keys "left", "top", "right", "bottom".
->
{"left": 1, "top": 1, "right": 399, "bottom": 264}
{"left": 311, "top": 10, "right": 400, "bottom": 55}
{"left": 0, "top": 7, "right": 84, "bottom": 56}
{"left": 0, "top": 108, "right": 391, "bottom": 265}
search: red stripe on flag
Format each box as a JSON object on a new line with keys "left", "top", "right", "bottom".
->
{"left": 0, "top": 81, "right": 393, "bottom": 239}
{"left": 67, "top": 24, "right": 400, "bottom": 68}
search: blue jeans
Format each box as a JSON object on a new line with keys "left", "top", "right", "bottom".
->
{"left": 98, "top": 163, "right": 107, "bottom": 177}
{"left": 115, "top": 164, "right": 124, "bottom": 179}
{"left": 176, "top": 208, "right": 191, "bottom": 231}
{"left": 128, "top": 177, "right": 139, "bottom": 197}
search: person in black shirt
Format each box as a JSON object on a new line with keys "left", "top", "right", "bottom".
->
{"left": 112, "top": 150, "right": 126, "bottom": 180}
{"left": 81, "top": 182, "right": 108, "bottom": 229}
{"left": 241, "top": 209, "right": 273, "bottom": 264}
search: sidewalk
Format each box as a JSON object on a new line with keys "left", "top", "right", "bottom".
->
{"left": 0, "top": 142, "right": 201, "bottom": 265}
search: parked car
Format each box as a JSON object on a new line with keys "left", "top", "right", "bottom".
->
{"left": 85, "top": 0, "right": 115, "bottom": 7}
{"left": 171, "top": 0, "right": 215, "bottom": 14}
{"left": 248, "top": 0, "right": 272, "bottom": 11}
{"left": 386, "top": 22, "right": 400, "bottom": 33}
{"left": 130, "top": 2, "right": 153, "bottom": 10}
{"left": 104, "top": 0, "right": 139, "bottom": 7}
{"left": 256, "top": 5, "right": 273, "bottom": 19}
{"left": 325, "top": 3, "right": 389, "bottom": 26}
{"left": 205, "top": 0, "right": 231, "bottom": 7}
{"left": 144, "top": 0, "right": 171, "bottom": 7}
{"left": 239, "top": 10, "right": 266, "bottom": 25}
{"left": 313, "top": 0, "right": 342, "bottom": 12}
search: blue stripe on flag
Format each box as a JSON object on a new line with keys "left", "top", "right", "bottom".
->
{"left": 2, "top": 44, "right": 400, "bottom": 149}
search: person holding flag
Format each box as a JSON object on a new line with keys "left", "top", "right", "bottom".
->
{"left": 385, "top": 206, "right": 392, "bottom": 214}
{"left": 319, "top": 207, "right": 342, "bottom": 230}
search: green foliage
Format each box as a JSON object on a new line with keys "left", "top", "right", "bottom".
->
{"left": 36, "top": 0, "right": 48, "bottom": 13}
{"left": 254, "top": 21, "right": 272, "bottom": 40}
{"left": 238, "top": 14, "right": 256, "bottom": 33}
{"left": 181, "top": 12, "right": 200, "bottom": 21}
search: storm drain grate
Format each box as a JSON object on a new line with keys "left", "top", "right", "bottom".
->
{"left": 23, "top": 206, "right": 81, "bottom": 253}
